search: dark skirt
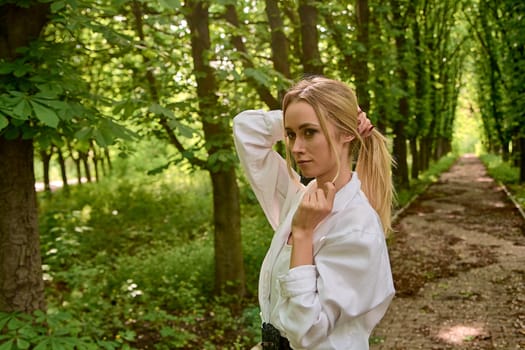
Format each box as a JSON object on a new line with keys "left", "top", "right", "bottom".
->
{"left": 261, "top": 323, "right": 293, "bottom": 350}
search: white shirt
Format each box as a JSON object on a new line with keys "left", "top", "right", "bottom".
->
{"left": 233, "top": 109, "right": 395, "bottom": 350}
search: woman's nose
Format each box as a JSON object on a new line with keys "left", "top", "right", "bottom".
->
{"left": 291, "top": 137, "right": 304, "bottom": 153}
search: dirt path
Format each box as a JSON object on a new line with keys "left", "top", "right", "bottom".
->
{"left": 370, "top": 154, "right": 525, "bottom": 350}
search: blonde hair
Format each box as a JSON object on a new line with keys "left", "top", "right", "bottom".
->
{"left": 282, "top": 76, "right": 394, "bottom": 234}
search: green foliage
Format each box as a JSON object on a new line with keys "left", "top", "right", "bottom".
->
{"left": 396, "top": 153, "right": 458, "bottom": 208}
{"left": 37, "top": 153, "right": 269, "bottom": 348}
{"left": 0, "top": 310, "right": 122, "bottom": 350}
{"left": 480, "top": 153, "right": 524, "bottom": 208}
{"left": 480, "top": 154, "right": 520, "bottom": 184}
{"left": 453, "top": 76, "right": 483, "bottom": 154}
{"left": 0, "top": 41, "right": 87, "bottom": 137}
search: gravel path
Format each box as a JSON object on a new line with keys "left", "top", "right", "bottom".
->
{"left": 370, "top": 154, "right": 525, "bottom": 349}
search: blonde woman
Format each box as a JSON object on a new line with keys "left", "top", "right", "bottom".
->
{"left": 233, "top": 76, "right": 395, "bottom": 350}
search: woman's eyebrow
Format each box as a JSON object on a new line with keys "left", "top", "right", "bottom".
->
{"left": 285, "top": 123, "right": 319, "bottom": 130}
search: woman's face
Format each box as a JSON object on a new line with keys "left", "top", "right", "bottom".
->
{"left": 284, "top": 101, "right": 346, "bottom": 183}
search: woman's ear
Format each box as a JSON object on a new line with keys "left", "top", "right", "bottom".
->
{"left": 340, "top": 132, "right": 355, "bottom": 144}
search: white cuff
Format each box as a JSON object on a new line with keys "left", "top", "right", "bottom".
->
{"left": 278, "top": 265, "right": 317, "bottom": 298}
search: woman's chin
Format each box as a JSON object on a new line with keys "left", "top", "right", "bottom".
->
{"left": 300, "top": 171, "right": 316, "bottom": 179}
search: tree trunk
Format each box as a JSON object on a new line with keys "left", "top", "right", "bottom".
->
{"left": 90, "top": 143, "right": 100, "bottom": 182}
{"left": 210, "top": 169, "right": 243, "bottom": 295}
{"left": 56, "top": 146, "right": 69, "bottom": 193}
{"left": 411, "top": 9, "right": 429, "bottom": 179}
{"left": 391, "top": 0, "right": 411, "bottom": 189}
{"left": 79, "top": 151, "right": 91, "bottom": 183}
{"left": 67, "top": 142, "right": 83, "bottom": 185}
{"left": 354, "top": 0, "right": 370, "bottom": 111}
{"left": 40, "top": 149, "right": 52, "bottom": 193}
{"left": 0, "top": 138, "right": 46, "bottom": 312}
{"left": 520, "top": 136, "right": 525, "bottom": 184}
{"left": 392, "top": 121, "right": 409, "bottom": 189}
{"left": 0, "top": 2, "right": 50, "bottom": 313}
{"left": 479, "top": 1, "right": 508, "bottom": 161}
{"left": 298, "top": 0, "right": 323, "bottom": 75}
{"left": 265, "top": 0, "right": 291, "bottom": 101}
{"left": 104, "top": 148, "right": 112, "bottom": 172}
{"left": 74, "top": 158, "right": 82, "bottom": 185}
{"left": 420, "top": 137, "right": 431, "bottom": 172}
{"left": 185, "top": 0, "right": 245, "bottom": 298}
{"left": 511, "top": 136, "right": 519, "bottom": 167}
{"left": 409, "top": 138, "right": 419, "bottom": 180}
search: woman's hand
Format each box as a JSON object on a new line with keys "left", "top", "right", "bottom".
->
{"left": 357, "top": 107, "right": 374, "bottom": 138}
{"left": 290, "top": 182, "right": 336, "bottom": 267}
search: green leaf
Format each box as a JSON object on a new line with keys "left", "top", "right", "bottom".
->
{"left": 30, "top": 101, "right": 59, "bottom": 128}
{"left": 13, "top": 63, "right": 32, "bottom": 77}
{"left": 166, "top": 118, "right": 194, "bottom": 138}
{"left": 12, "top": 99, "right": 31, "bottom": 120}
{"left": 67, "top": 0, "right": 78, "bottom": 10}
{"left": 92, "top": 129, "right": 107, "bottom": 147}
{"left": 112, "top": 100, "right": 127, "bottom": 115}
{"left": 108, "top": 120, "right": 134, "bottom": 140}
{"left": 150, "top": 103, "right": 194, "bottom": 138}
{"left": 0, "top": 313, "right": 12, "bottom": 331}
{"left": 34, "top": 90, "right": 60, "bottom": 100}
{"left": 74, "top": 127, "right": 92, "bottom": 141}
{"left": 7, "top": 317, "right": 26, "bottom": 330}
{"left": 0, "top": 115, "right": 8, "bottom": 131}
{"left": 36, "top": 83, "right": 63, "bottom": 97}
{"left": 149, "top": 103, "right": 173, "bottom": 118}
{"left": 159, "top": 0, "right": 180, "bottom": 9}
{"left": 33, "top": 339, "right": 50, "bottom": 350}
{"left": 51, "top": 0, "right": 66, "bottom": 13}
{"left": 0, "top": 62, "right": 14, "bottom": 74}
{"left": 0, "top": 339, "right": 14, "bottom": 350}
{"left": 51, "top": 338, "right": 65, "bottom": 350}
{"left": 3, "top": 127, "right": 19, "bottom": 140}
{"left": 244, "top": 67, "right": 271, "bottom": 87}
{"left": 160, "top": 326, "right": 177, "bottom": 337}
{"left": 33, "top": 310, "right": 45, "bottom": 322}
{"left": 34, "top": 99, "right": 68, "bottom": 112}
{"left": 16, "top": 338, "right": 30, "bottom": 349}
{"left": 121, "top": 330, "right": 136, "bottom": 341}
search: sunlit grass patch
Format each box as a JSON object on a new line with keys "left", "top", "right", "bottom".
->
{"left": 480, "top": 154, "right": 520, "bottom": 184}
{"left": 480, "top": 153, "right": 524, "bottom": 209}
{"left": 396, "top": 153, "right": 458, "bottom": 209}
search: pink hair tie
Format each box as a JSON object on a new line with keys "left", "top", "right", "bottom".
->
{"left": 357, "top": 109, "right": 374, "bottom": 138}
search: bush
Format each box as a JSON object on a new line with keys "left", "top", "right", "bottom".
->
{"left": 479, "top": 153, "right": 520, "bottom": 184}
{"left": 395, "top": 153, "right": 458, "bottom": 209}
{"left": 0, "top": 310, "right": 125, "bottom": 350}
{"left": 37, "top": 160, "right": 266, "bottom": 349}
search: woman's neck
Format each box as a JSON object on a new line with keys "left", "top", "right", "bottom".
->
{"left": 315, "top": 170, "right": 352, "bottom": 192}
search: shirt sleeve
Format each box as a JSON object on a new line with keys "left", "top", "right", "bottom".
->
{"left": 233, "top": 109, "right": 300, "bottom": 229}
{"left": 277, "top": 220, "right": 395, "bottom": 348}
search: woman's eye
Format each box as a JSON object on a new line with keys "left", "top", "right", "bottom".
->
{"left": 286, "top": 132, "right": 296, "bottom": 140}
{"left": 304, "top": 129, "right": 317, "bottom": 137}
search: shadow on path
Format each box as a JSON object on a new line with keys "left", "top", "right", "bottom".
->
{"left": 371, "top": 154, "right": 525, "bottom": 349}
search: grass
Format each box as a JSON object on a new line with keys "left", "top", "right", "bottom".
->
{"left": 479, "top": 153, "right": 525, "bottom": 209}
{"left": 34, "top": 161, "right": 272, "bottom": 349}
{"left": 395, "top": 153, "right": 459, "bottom": 210}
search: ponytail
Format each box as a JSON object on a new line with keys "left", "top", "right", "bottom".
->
{"left": 355, "top": 130, "right": 395, "bottom": 235}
